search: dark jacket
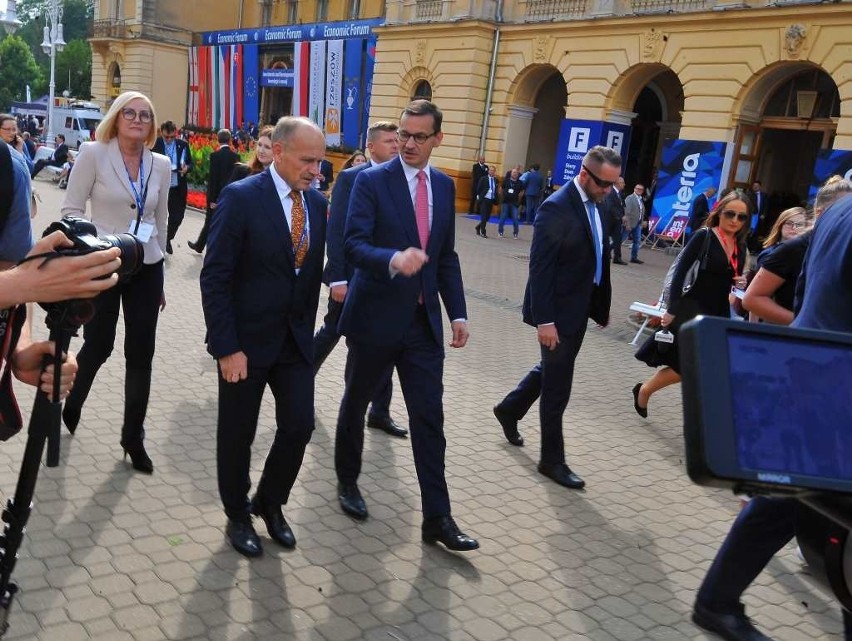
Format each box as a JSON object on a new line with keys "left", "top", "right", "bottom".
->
{"left": 206, "top": 145, "right": 239, "bottom": 208}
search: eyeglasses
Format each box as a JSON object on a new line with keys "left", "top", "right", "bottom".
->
{"left": 582, "top": 165, "right": 615, "bottom": 189}
{"left": 397, "top": 130, "right": 436, "bottom": 145}
{"left": 121, "top": 108, "right": 153, "bottom": 124}
{"left": 721, "top": 210, "right": 750, "bottom": 223}
{"left": 0, "top": 126, "right": 17, "bottom": 133}
{"left": 783, "top": 221, "right": 806, "bottom": 230}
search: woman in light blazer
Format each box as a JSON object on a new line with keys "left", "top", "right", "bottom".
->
{"left": 61, "top": 91, "right": 170, "bottom": 474}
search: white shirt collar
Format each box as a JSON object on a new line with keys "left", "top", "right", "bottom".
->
{"left": 573, "top": 176, "right": 592, "bottom": 205}
{"left": 401, "top": 159, "right": 431, "bottom": 182}
{"left": 269, "top": 165, "right": 296, "bottom": 199}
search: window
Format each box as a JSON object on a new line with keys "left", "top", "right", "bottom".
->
{"left": 316, "top": 0, "right": 329, "bottom": 21}
{"left": 348, "top": 0, "right": 362, "bottom": 18}
{"left": 286, "top": 1, "right": 298, "bottom": 23}
{"left": 411, "top": 80, "right": 433, "bottom": 101}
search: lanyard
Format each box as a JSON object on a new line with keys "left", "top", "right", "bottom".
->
{"left": 718, "top": 232, "right": 739, "bottom": 276}
{"left": 124, "top": 152, "right": 148, "bottom": 234}
{"left": 165, "top": 140, "right": 177, "bottom": 167}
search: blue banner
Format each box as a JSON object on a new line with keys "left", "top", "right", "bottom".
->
{"left": 603, "top": 123, "right": 631, "bottom": 167}
{"left": 342, "top": 39, "right": 363, "bottom": 150}
{"left": 242, "top": 45, "right": 260, "bottom": 125}
{"left": 360, "top": 37, "right": 377, "bottom": 150}
{"left": 260, "top": 69, "right": 295, "bottom": 87}
{"left": 553, "top": 120, "right": 604, "bottom": 184}
{"left": 808, "top": 149, "right": 852, "bottom": 201}
{"left": 651, "top": 139, "right": 726, "bottom": 242}
{"left": 202, "top": 18, "right": 382, "bottom": 46}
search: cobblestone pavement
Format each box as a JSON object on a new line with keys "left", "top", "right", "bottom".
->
{"left": 0, "top": 181, "right": 842, "bottom": 640}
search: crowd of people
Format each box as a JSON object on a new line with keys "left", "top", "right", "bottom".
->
{"left": 2, "top": 87, "right": 851, "bottom": 641}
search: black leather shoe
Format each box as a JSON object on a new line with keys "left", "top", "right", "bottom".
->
{"left": 338, "top": 483, "right": 368, "bottom": 520}
{"left": 538, "top": 462, "right": 585, "bottom": 490}
{"left": 187, "top": 240, "right": 203, "bottom": 253}
{"left": 613, "top": 259, "right": 628, "bottom": 265}
{"left": 632, "top": 383, "right": 648, "bottom": 418}
{"left": 692, "top": 602, "right": 773, "bottom": 641}
{"left": 493, "top": 405, "right": 523, "bottom": 446}
{"left": 630, "top": 258, "right": 644, "bottom": 264}
{"left": 166, "top": 240, "right": 173, "bottom": 255}
{"left": 226, "top": 519, "right": 262, "bottom": 558}
{"left": 422, "top": 516, "right": 479, "bottom": 551}
{"left": 250, "top": 496, "right": 296, "bottom": 548}
{"left": 62, "top": 403, "right": 80, "bottom": 435}
{"left": 366, "top": 415, "right": 408, "bottom": 438}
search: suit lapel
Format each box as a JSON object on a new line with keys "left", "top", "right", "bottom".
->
{"left": 304, "top": 189, "right": 324, "bottom": 269}
{"left": 425, "top": 171, "right": 447, "bottom": 256}
{"left": 260, "top": 171, "right": 296, "bottom": 269}
{"left": 108, "top": 140, "right": 137, "bottom": 202}
{"left": 386, "top": 158, "right": 420, "bottom": 248}
{"left": 568, "top": 183, "right": 594, "bottom": 245}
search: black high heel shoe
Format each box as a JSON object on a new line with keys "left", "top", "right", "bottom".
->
{"left": 123, "top": 445, "right": 154, "bottom": 474}
{"left": 62, "top": 404, "right": 80, "bottom": 435}
{"left": 632, "top": 383, "right": 648, "bottom": 418}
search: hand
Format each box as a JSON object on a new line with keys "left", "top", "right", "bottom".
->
{"left": 160, "top": 292, "right": 167, "bottom": 311}
{"left": 449, "top": 320, "right": 469, "bottom": 348}
{"left": 12, "top": 343, "right": 78, "bottom": 400}
{"left": 219, "top": 351, "right": 248, "bottom": 384}
{"left": 10, "top": 232, "right": 121, "bottom": 305}
{"left": 390, "top": 248, "right": 429, "bottom": 277}
{"left": 661, "top": 312, "right": 675, "bottom": 328}
{"left": 179, "top": 164, "right": 188, "bottom": 176}
{"left": 330, "top": 284, "right": 348, "bottom": 303}
{"left": 210, "top": 201, "right": 217, "bottom": 210}
{"left": 537, "top": 324, "right": 559, "bottom": 351}
{"left": 596, "top": 315, "right": 610, "bottom": 329}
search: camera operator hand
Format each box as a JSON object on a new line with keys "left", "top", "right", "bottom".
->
{"left": 0, "top": 231, "right": 122, "bottom": 308}
{"left": 11, "top": 311, "right": 78, "bottom": 400}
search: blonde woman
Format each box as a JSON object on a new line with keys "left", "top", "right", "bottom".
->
{"left": 60, "top": 91, "right": 170, "bottom": 474}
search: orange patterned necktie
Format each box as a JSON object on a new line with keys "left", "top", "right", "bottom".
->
{"left": 290, "top": 191, "right": 309, "bottom": 269}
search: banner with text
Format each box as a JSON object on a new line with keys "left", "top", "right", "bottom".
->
{"left": 308, "top": 40, "right": 327, "bottom": 128}
{"left": 324, "top": 39, "right": 343, "bottom": 146}
{"left": 651, "top": 139, "right": 726, "bottom": 242}
{"left": 360, "top": 38, "right": 377, "bottom": 150}
{"left": 342, "top": 39, "right": 364, "bottom": 150}
{"left": 552, "top": 120, "right": 632, "bottom": 186}
{"left": 808, "top": 149, "right": 852, "bottom": 201}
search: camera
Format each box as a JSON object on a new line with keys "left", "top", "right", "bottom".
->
{"left": 43, "top": 215, "right": 144, "bottom": 280}
{"left": 679, "top": 316, "right": 852, "bottom": 611}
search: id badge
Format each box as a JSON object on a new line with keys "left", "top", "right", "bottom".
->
{"left": 508, "top": 188, "right": 514, "bottom": 194}
{"left": 129, "top": 220, "right": 155, "bottom": 243}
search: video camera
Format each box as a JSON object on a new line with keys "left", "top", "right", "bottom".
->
{"left": 680, "top": 317, "right": 852, "bottom": 611}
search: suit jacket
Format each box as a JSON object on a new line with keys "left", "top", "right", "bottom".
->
{"left": 207, "top": 145, "right": 239, "bottom": 206}
{"left": 61, "top": 139, "right": 170, "bottom": 264}
{"left": 603, "top": 188, "right": 625, "bottom": 234}
{"left": 318, "top": 159, "right": 334, "bottom": 192}
{"left": 523, "top": 169, "right": 543, "bottom": 196}
{"left": 690, "top": 193, "right": 711, "bottom": 229}
{"left": 471, "top": 162, "right": 488, "bottom": 198}
{"left": 523, "top": 181, "right": 612, "bottom": 334}
{"left": 624, "top": 192, "right": 644, "bottom": 228}
{"left": 152, "top": 136, "right": 192, "bottom": 191}
{"left": 339, "top": 156, "right": 467, "bottom": 347}
{"left": 200, "top": 169, "right": 328, "bottom": 367}
{"left": 52, "top": 143, "right": 69, "bottom": 165}
{"left": 323, "top": 160, "right": 372, "bottom": 285}
{"left": 476, "top": 174, "right": 499, "bottom": 201}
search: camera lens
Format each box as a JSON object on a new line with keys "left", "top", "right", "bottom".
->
{"left": 100, "top": 233, "right": 144, "bottom": 278}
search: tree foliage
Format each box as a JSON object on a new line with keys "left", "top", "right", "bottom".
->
{"left": 56, "top": 39, "right": 93, "bottom": 99}
{"left": 0, "top": 35, "right": 44, "bottom": 109}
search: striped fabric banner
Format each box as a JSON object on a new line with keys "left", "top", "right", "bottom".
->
{"left": 308, "top": 40, "right": 326, "bottom": 129}
{"left": 188, "top": 47, "right": 199, "bottom": 126}
{"left": 233, "top": 45, "right": 243, "bottom": 128}
{"left": 292, "top": 42, "right": 310, "bottom": 118}
{"left": 324, "top": 39, "right": 343, "bottom": 146}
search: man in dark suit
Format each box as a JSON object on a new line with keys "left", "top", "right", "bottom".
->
{"left": 748, "top": 180, "right": 769, "bottom": 252}
{"left": 493, "top": 146, "right": 621, "bottom": 490}
{"left": 189, "top": 129, "right": 239, "bottom": 253}
{"left": 200, "top": 117, "right": 328, "bottom": 558}
{"left": 313, "top": 120, "right": 407, "bottom": 438}
{"left": 474, "top": 165, "right": 498, "bottom": 238}
{"left": 335, "top": 99, "right": 478, "bottom": 552}
{"left": 688, "top": 186, "right": 716, "bottom": 238}
{"left": 152, "top": 121, "right": 192, "bottom": 254}
{"left": 318, "top": 158, "right": 334, "bottom": 193}
{"left": 469, "top": 155, "right": 488, "bottom": 215}
{"left": 607, "top": 176, "right": 627, "bottom": 265}
{"left": 31, "top": 133, "right": 68, "bottom": 179}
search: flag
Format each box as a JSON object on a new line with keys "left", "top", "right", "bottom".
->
{"left": 243, "top": 44, "right": 259, "bottom": 126}
{"left": 292, "top": 42, "right": 310, "bottom": 118}
{"left": 360, "top": 37, "right": 377, "bottom": 149}
{"left": 308, "top": 40, "right": 326, "bottom": 128}
{"left": 342, "top": 39, "right": 363, "bottom": 150}
{"left": 324, "top": 40, "right": 343, "bottom": 146}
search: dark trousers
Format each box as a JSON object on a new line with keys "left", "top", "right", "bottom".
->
{"left": 166, "top": 183, "right": 188, "bottom": 241}
{"left": 477, "top": 198, "right": 494, "bottom": 234}
{"left": 31, "top": 158, "right": 62, "bottom": 178}
{"left": 610, "top": 223, "right": 623, "bottom": 261}
{"left": 64, "top": 261, "right": 164, "bottom": 448}
{"left": 313, "top": 295, "right": 393, "bottom": 418}
{"left": 497, "top": 326, "right": 586, "bottom": 465}
{"left": 335, "top": 308, "right": 450, "bottom": 519}
{"left": 525, "top": 194, "right": 540, "bottom": 222}
{"left": 217, "top": 342, "right": 314, "bottom": 522}
{"left": 193, "top": 206, "right": 215, "bottom": 250}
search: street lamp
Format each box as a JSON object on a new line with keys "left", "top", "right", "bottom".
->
{"left": 40, "top": 0, "right": 66, "bottom": 145}
{"left": 0, "top": 0, "right": 22, "bottom": 34}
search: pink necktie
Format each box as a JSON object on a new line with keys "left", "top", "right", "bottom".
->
{"left": 416, "top": 170, "right": 430, "bottom": 250}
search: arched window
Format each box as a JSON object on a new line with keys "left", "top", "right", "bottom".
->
{"left": 411, "top": 80, "right": 432, "bottom": 101}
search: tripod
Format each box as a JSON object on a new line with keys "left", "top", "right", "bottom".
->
{"left": 0, "top": 301, "right": 92, "bottom": 636}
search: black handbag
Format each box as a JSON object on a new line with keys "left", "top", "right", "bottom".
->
{"left": 682, "top": 229, "right": 714, "bottom": 295}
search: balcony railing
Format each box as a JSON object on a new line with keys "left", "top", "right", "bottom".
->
{"left": 416, "top": 0, "right": 444, "bottom": 19}
{"left": 631, "top": 0, "right": 708, "bottom": 13}
{"left": 525, "top": 0, "right": 589, "bottom": 20}
{"left": 90, "top": 19, "right": 127, "bottom": 39}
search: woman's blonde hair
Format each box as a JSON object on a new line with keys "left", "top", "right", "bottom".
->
{"left": 813, "top": 175, "right": 852, "bottom": 216}
{"left": 95, "top": 91, "right": 158, "bottom": 147}
{"left": 762, "top": 206, "right": 807, "bottom": 248}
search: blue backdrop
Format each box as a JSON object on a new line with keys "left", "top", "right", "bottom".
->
{"left": 552, "top": 120, "right": 631, "bottom": 185}
{"left": 808, "top": 149, "right": 852, "bottom": 201}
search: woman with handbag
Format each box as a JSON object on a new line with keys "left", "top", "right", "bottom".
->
{"left": 632, "top": 189, "right": 750, "bottom": 417}
{"left": 60, "top": 91, "right": 170, "bottom": 473}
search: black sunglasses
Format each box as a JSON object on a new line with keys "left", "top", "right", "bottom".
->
{"left": 582, "top": 164, "right": 615, "bottom": 189}
{"left": 721, "top": 210, "right": 750, "bottom": 223}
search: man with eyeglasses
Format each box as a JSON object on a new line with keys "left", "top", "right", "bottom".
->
{"left": 152, "top": 121, "right": 192, "bottom": 254}
{"left": 31, "top": 133, "right": 68, "bottom": 180}
{"left": 0, "top": 115, "right": 34, "bottom": 175}
{"left": 333, "top": 99, "right": 479, "bottom": 552}
{"left": 494, "top": 146, "right": 621, "bottom": 490}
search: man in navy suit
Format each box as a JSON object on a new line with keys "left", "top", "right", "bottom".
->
{"left": 313, "top": 120, "right": 407, "bottom": 438}
{"left": 494, "top": 146, "right": 621, "bottom": 490}
{"left": 200, "top": 117, "right": 328, "bottom": 558}
{"left": 335, "top": 100, "right": 478, "bottom": 552}
{"left": 152, "top": 120, "right": 192, "bottom": 254}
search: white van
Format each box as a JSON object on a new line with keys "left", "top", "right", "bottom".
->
{"left": 53, "top": 102, "right": 104, "bottom": 149}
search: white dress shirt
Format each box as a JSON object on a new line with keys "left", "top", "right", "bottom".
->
{"left": 269, "top": 166, "right": 310, "bottom": 273}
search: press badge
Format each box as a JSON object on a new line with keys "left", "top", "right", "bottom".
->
{"left": 507, "top": 188, "right": 514, "bottom": 194}
{"left": 129, "top": 220, "right": 155, "bottom": 243}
